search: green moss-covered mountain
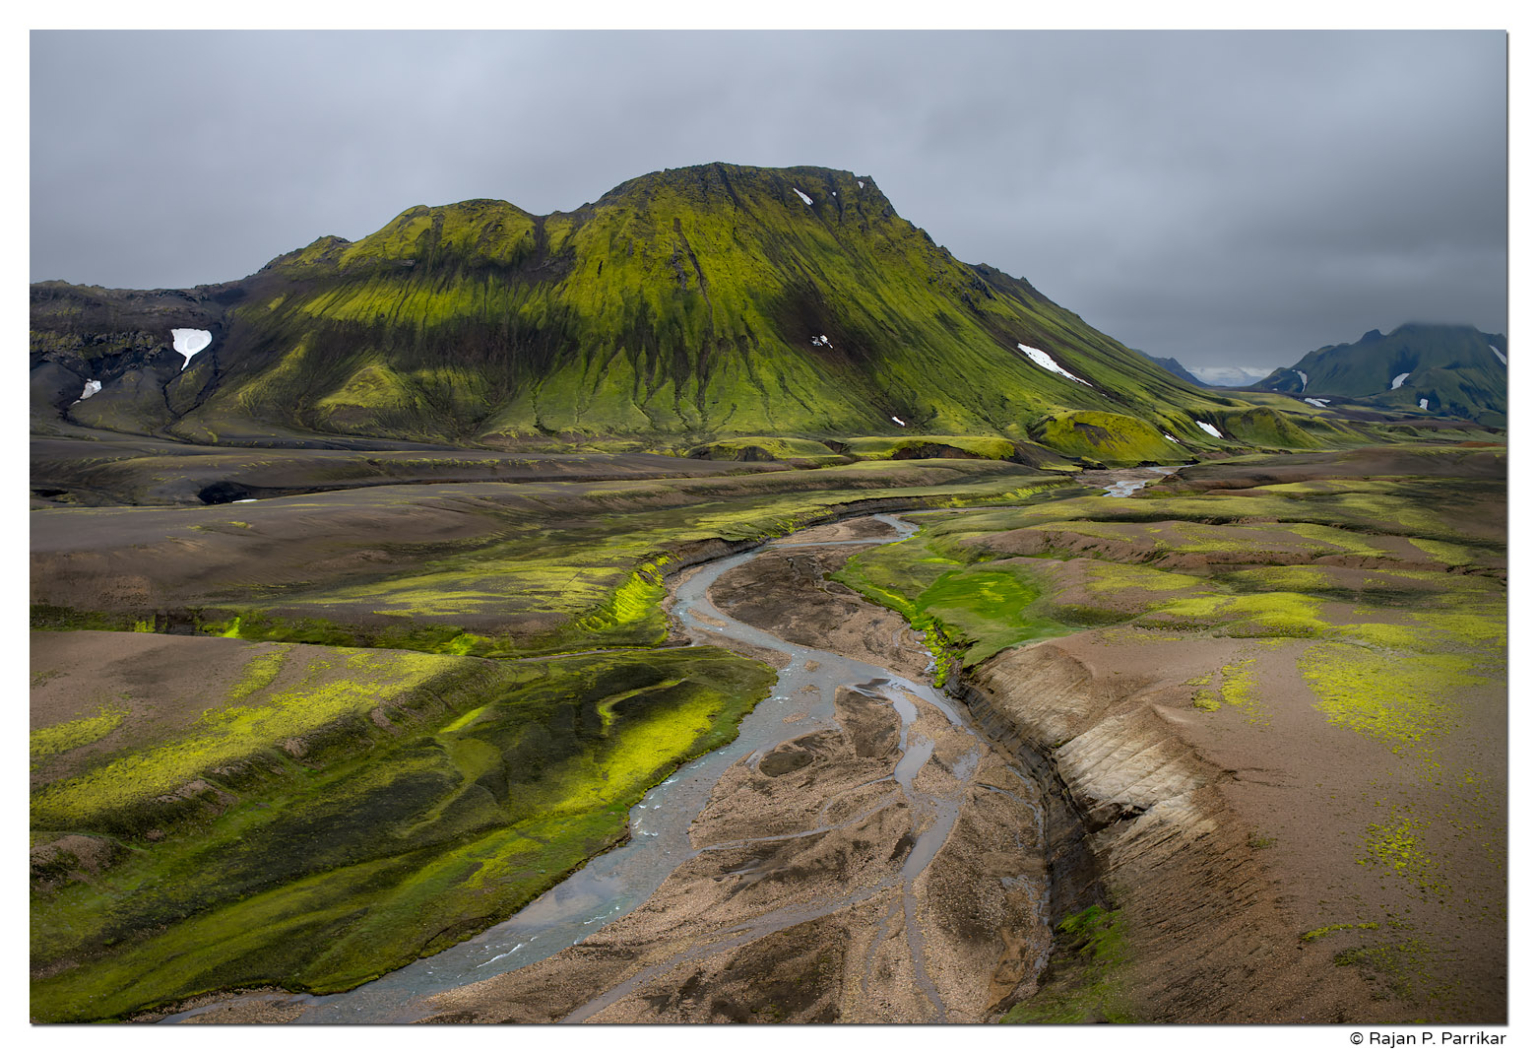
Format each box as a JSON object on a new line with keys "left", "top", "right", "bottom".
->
{"left": 1258, "top": 324, "right": 1507, "bottom": 426}
{"left": 31, "top": 163, "right": 1279, "bottom": 459}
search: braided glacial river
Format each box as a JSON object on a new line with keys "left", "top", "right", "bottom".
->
{"left": 164, "top": 513, "right": 1052, "bottom": 1024}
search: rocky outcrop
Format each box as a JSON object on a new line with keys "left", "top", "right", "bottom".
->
{"left": 29, "top": 281, "right": 232, "bottom": 429}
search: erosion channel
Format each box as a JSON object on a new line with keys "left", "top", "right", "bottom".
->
{"left": 165, "top": 513, "right": 1063, "bottom": 1024}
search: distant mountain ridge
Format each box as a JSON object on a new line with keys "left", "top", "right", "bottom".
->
{"left": 1259, "top": 323, "right": 1506, "bottom": 426}
{"left": 1134, "top": 350, "right": 1206, "bottom": 387}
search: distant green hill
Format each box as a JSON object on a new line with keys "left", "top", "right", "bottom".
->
{"left": 1259, "top": 324, "right": 1506, "bottom": 426}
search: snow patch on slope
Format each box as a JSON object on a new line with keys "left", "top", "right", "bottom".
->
{"left": 792, "top": 188, "right": 813, "bottom": 206}
{"left": 891, "top": 416, "right": 906, "bottom": 427}
{"left": 1304, "top": 398, "right": 1330, "bottom": 408}
{"left": 1296, "top": 370, "right": 1308, "bottom": 389}
{"left": 1419, "top": 398, "right": 1430, "bottom": 410}
{"left": 1490, "top": 344, "right": 1507, "bottom": 365}
{"left": 1016, "top": 343, "right": 1091, "bottom": 386}
{"left": 172, "top": 329, "right": 213, "bottom": 371}
{"left": 79, "top": 379, "right": 102, "bottom": 400}
{"left": 1196, "top": 421, "right": 1223, "bottom": 439}
{"left": 1391, "top": 372, "right": 1410, "bottom": 390}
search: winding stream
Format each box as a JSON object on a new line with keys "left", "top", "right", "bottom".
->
{"left": 1099, "top": 465, "right": 1179, "bottom": 497}
{"left": 165, "top": 513, "right": 1047, "bottom": 1024}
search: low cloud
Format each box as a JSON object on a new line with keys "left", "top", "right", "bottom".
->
{"left": 1189, "top": 365, "right": 1279, "bottom": 387}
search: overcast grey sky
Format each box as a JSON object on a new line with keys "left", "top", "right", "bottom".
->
{"left": 30, "top": 30, "right": 1506, "bottom": 375}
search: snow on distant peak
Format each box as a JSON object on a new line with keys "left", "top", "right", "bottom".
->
{"left": 1304, "top": 398, "right": 1330, "bottom": 408}
{"left": 1391, "top": 372, "right": 1410, "bottom": 390}
{"left": 1195, "top": 421, "right": 1222, "bottom": 439}
{"left": 792, "top": 188, "right": 813, "bottom": 206}
{"left": 1016, "top": 343, "right": 1091, "bottom": 386}
{"left": 891, "top": 416, "right": 906, "bottom": 427}
{"left": 1296, "top": 370, "right": 1308, "bottom": 390}
{"left": 79, "top": 379, "right": 102, "bottom": 400}
{"left": 1419, "top": 398, "right": 1430, "bottom": 410}
{"left": 171, "top": 328, "right": 213, "bottom": 371}
{"left": 1490, "top": 344, "right": 1507, "bottom": 365}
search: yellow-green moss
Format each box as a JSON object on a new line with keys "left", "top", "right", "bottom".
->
{"left": 1083, "top": 562, "right": 1203, "bottom": 594}
{"left": 1218, "top": 658, "right": 1267, "bottom": 725}
{"left": 30, "top": 647, "right": 776, "bottom": 1022}
{"left": 228, "top": 645, "right": 291, "bottom": 704}
{"left": 1000, "top": 905, "right": 1132, "bottom": 1023}
{"left": 1299, "top": 642, "right": 1485, "bottom": 752}
{"left": 1359, "top": 807, "right": 1445, "bottom": 896}
{"left": 1301, "top": 921, "right": 1381, "bottom": 943}
{"left": 1030, "top": 410, "right": 1186, "bottom": 464}
{"left": 1153, "top": 592, "right": 1332, "bottom": 638}
{"left": 31, "top": 705, "right": 130, "bottom": 766}
{"left": 31, "top": 649, "right": 463, "bottom": 829}
{"left": 1407, "top": 537, "right": 1483, "bottom": 567}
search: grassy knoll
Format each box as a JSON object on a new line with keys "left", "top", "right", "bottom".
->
{"left": 31, "top": 639, "right": 774, "bottom": 1021}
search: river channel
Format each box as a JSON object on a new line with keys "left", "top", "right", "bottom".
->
{"left": 165, "top": 512, "right": 1053, "bottom": 1024}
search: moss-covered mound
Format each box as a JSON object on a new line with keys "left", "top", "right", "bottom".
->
{"left": 1028, "top": 410, "right": 1187, "bottom": 465}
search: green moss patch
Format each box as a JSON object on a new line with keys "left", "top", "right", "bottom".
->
{"left": 1301, "top": 921, "right": 1381, "bottom": 943}
{"left": 1000, "top": 906, "right": 1132, "bottom": 1024}
{"left": 1299, "top": 642, "right": 1485, "bottom": 752}
{"left": 833, "top": 527, "right": 1077, "bottom": 678}
{"left": 31, "top": 706, "right": 130, "bottom": 768}
{"left": 31, "top": 647, "right": 775, "bottom": 1021}
{"left": 1191, "top": 657, "right": 1268, "bottom": 724}
{"left": 1029, "top": 410, "right": 1186, "bottom": 465}
{"left": 31, "top": 648, "right": 466, "bottom": 834}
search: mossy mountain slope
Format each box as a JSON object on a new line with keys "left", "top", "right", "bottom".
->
{"left": 32, "top": 164, "right": 1251, "bottom": 453}
{"left": 1258, "top": 324, "right": 1507, "bottom": 426}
